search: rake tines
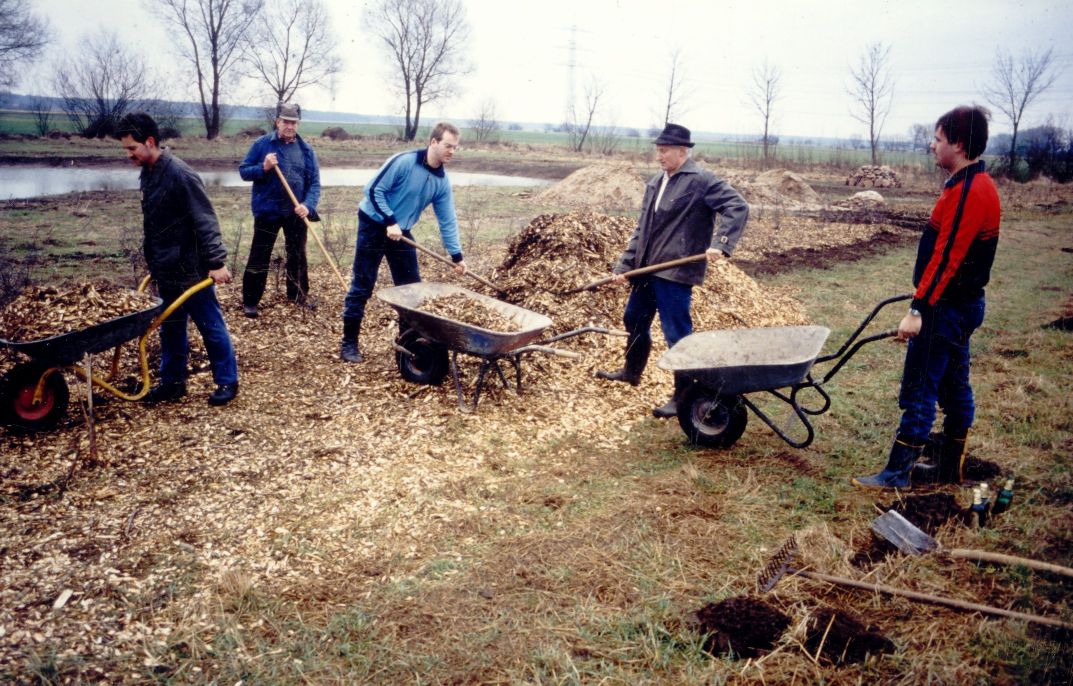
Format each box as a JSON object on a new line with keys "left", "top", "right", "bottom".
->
{"left": 756, "top": 536, "right": 799, "bottom": 593}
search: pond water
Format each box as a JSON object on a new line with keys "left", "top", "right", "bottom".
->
{"left": 0, "top": 165, "right": 550, "bottom": 201}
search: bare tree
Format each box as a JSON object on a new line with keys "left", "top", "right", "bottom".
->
{"left": 0, "top": 0, "right": 51, "bottom": 90}
{"left": 471, "top": 98, "right": 499, "bottom": 143}
{"left": 30, "top": 97, "right": 52, "bottom": 136}
{"left": 367, "top": 0, "right": 471, "bottom": 142}
{"left": 749, "top": 60, "right": 781, "bottom": 165}
{"left": 848, "top": 42, "right": 895, "bottom": 164}
{"left": 909, "top": 123, "right": 931, "bottom": 154}
{"left": 242, "top": 0, "right": 341, "bottom": 105}
{"left": 657, "top": 47, "right": 690, "bottom": 127}
{"left": 152, "top": 0, "right": 263, "bottom": 139}
{"left": 984, "top": 48, "right": 1061, "bottom": 172}
{"left": 569, "top": 77, "right": 604, "bottom": 153}
{"left": 53, "top": 32, "right": 150, "bottom": 138}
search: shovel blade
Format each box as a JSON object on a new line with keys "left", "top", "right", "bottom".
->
{"left": 871, "top": 510, "right": 939, "bottom": 556}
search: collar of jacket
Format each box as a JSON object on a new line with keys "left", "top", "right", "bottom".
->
{"left": 650, "top": 157, "right": 701, "bottom": 185}
{"left": 415, "top": 148, "right": 446, "bottom": 178}
{"left": 270, "top": 130, "right": 306, "bottom": 146}
{"left": 944, "top": 159, "right": 986, "bottom": 189}
{"left": 141, "top": 149, "right": 173, "bottom": 182}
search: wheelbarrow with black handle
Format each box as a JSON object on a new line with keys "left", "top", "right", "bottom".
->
{"left": 656, "top": 294, "right": 912, "bottom": 449}
{"left": 0, "top": 277, "right": 214, "bottom": 431}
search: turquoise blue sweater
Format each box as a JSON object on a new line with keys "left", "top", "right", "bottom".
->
{"left": 358, "top": 148, "right": 463, "bottom": 261}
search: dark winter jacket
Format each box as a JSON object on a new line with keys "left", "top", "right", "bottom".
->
{"left": 239, "top": 131, "right": 321, "bottom": 220}
{"left": 615, "top": 158, "right": 749, "bottom": 286}
{"left": 140, "top": 151, "right": 228, "bottom": 289}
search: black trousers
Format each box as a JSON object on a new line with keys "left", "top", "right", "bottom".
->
{"left": 243, "top": 214, "right": 309, "bottom": 306}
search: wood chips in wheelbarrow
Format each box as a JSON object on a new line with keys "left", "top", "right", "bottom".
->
{"left": 0, "top": 281, "right": 158, "bottom": 342}
{"left": 418, "top": 294, "right": 524, "bottom": 333}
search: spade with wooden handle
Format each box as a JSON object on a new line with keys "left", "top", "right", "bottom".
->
{"left": 871, "top": 510, "right": 1073, "bottom": 579}
{"left": 563, "top": 253, "right": 709, "bottom": 295}
{"left": 272, "top": 165, "right": 348, "bottom": 289}
{"left": 397, "top": 235, "right": 503, "bottom": 294}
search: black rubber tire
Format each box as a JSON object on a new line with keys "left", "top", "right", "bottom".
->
{"left": 396, "top": 329, "right": 449, "bottom": 385}
{"left": 1, "top": 362, "right": 70, "bottom": 432}
{"left": 676, "top": 387, "right": 748, "bottom": 449}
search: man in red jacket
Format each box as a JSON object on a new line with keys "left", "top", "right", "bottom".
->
{"left": 854, "top": 105, "right": 1000, "bottom": 489}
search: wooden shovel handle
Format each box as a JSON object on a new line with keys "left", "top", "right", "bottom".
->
{"left": 948, "top": 549, "right": 1073, "bottom": 578}
{"left": 797, "top": 568, "right": 1073, "bottom": 629}
{"left": 397, "top": 236, "right": 502, "bottom": 293}
{"left": 272, "top": 165, "right": 348, "bottom": 289}
{"left": 570, "top": 253, "right": 709, "bottom": 294}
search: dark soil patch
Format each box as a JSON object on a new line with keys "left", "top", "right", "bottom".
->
{"left": 963, "top": 457, "right": 1003, "bottom": 483}
{"left": 1043, "top": 316, "right": 1073, "bottom": 331}
{"left": 689, "top": 595, "right": 791, "bottom": 658}
{"left": 804, "top": 607, "right": 895, "bottom": 664}
{"left": 738, "top": 229, "right": 919, "bottom": 277}
{"left": 886, "top": 492, "right": 962, "bottom": 534}
{"left": 850, "top": 535, "right": 898, "bottom": 569}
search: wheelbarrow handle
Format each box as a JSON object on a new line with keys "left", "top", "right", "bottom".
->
{"left": 398, "top": 236, "right": 503, "bottom": 293}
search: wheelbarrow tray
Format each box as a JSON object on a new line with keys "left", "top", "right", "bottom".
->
{"left": 656, "top": 325, "right": 831, "bottom": 395}
{"left": 377, "top": 282, "right": 552, "bottom": 357}
{"left": 0, "top": 295, "right": 164, "bottom": 367}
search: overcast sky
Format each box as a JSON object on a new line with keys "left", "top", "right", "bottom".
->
{"left": 30, "top": 0, "right": 1073, "bottom": 140}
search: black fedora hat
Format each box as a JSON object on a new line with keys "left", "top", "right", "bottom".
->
{"left": 653, "top": 123, "right": 694, "bottom": 147}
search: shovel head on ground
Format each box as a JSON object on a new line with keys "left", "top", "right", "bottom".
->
{"left": 870, "top": 510, "right": 939, "bottom": 555}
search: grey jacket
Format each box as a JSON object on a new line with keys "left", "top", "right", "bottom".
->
{"left": 140, "top": 151, "right": 228, "bottom": 289}
{"left": 615, "top": 158, "right": 748, "bottom": 285}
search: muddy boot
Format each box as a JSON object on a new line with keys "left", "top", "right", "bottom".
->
{"left": 912, "top": 429, "right": 969, "bottom": 484}
{"left": 596, "top": 333, "right": 649, "bottom": 386}
{"left": 653, "top": 375, "right": 689, "bottom": 419}
{"left": 339, "top": 317, "right": 363, "bottom": 363}
{"left": 852, "top": 435, "right": 924, "bottom": 490}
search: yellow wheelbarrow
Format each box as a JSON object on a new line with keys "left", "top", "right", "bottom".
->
{"left": 0, "top": 276, "right": 214, "bottom": 431}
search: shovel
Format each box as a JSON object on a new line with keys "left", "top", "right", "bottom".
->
{"left": 398, "top": 236, "right": 504, "bottom": 294}
{"left": 272, "top": 165, "right": 349, "bottom": 289}
{"left": 871, "top": 510, "right": 1073, "bottom": 579}
{"left": 561, "top": 253, "right": 708, "bottom": 295}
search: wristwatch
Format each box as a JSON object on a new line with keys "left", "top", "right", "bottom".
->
{"left": 908, "top": 308, "right": 922, "bottom": 317}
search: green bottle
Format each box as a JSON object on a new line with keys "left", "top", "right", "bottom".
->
{"left": 992, "top": 478, "right": 1015, "bottom": 516}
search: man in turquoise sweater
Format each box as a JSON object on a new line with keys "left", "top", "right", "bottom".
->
{"left": 340, "top": 122, "right": 467, "bottom": 362}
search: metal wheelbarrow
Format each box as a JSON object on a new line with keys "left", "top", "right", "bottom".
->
{"left": 1, "top": 276, "right": 214, "bottom": 431}
{"left": 377, "top": 282, "right": 617, "bottom": 410}
{"left": 656, "top": 294, "right": 911, "bottom": 449}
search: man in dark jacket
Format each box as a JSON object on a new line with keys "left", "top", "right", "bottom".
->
{"left": 596, "top": 123, "right": 749, "bottom": 417}
{"left": 238, "top": 102, "right": 321, "bottom": 317}
{"left": 115, "top": 112, "right": 239, "bottom": 406}
{"left": 853, "top": 105, "right": 1000, "bottom": 489}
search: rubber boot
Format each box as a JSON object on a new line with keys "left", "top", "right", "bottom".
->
{"left": 937, "top": 428, "right": 969, "bottom": 484}
{"left": 912, "top": 428, "right": 969, "bottom": 485}
{"left": 851, "top": 435, "right": 924, "bottom": 490}
{"left": 596, "top": 333, "right": 650, "bottom": 386}
{"left": 653, "top": 375, "right": 690, "bottom": 419}
{"left": 340, "top": 317, "right": 363, "bottom": 363}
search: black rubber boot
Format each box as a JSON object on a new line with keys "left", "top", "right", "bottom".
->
{"left": 340, "top": 317, "right": 363, "bottom": 363}
{"left": 596, "top": 333, "right": 650, "bottom": 386}
{"left": 852, "top": 435, "right": 925, "bottom": 490}
{"left": 912, "top": 429, "right": 969, "bottom": 484}
{"left": 653, "top": 375, "right": 690, "bottom": 419}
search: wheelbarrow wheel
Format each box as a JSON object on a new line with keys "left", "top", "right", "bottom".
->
{"left": 1, "top": 362, "right": 70, "bottom": 432}
{"left": 396, "top": 329, "right": 449, "bottom": 385}
{"left": 677, "top": 386, "right": 747, "bottom": 449}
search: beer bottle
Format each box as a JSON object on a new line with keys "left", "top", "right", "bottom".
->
{"left": 992, "top": 478, "right": 1015, "bottom": 516}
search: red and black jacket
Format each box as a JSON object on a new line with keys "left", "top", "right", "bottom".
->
{"left": 911, "top": 160, "right": 1001, "bottom": 312}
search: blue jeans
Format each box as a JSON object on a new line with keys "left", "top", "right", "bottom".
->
{"left": 624, "top": 276, "right": 694, "bottom": 349}
{"left": 342, "top": 212, "right": 420, "bottom": 322}
{"left": 897, "top": 298, "right": 985, "bottom": 442}
{"left": 158, "top": 284, "right": 239, "bottom": 386}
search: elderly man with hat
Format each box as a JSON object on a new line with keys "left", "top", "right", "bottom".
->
{"left": 238, "top": 102, "right": 322, "bottom": 317}
{"left": 596, "top": 123, "right": 749, "bottom": 418}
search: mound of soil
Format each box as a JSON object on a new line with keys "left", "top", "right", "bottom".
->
{"left": 533, "top": 162, "right": 644, "bottom": 210}
{"left": 887, "top": 492, "right": 962, "bottom": 534}
{"left": 835, "top": 190, "right": 887, "bottom": 210}
{"left": 689, "top": 595, "right": 791, "bottom": 658}
{"left": 804, "top": 607, "right": 895, "bottom": 664}
{"left": 493, "top": 211, "right": 809, "bottom": 334}
{"left": 749, "top": 169, "right": 822, "bottom": 208}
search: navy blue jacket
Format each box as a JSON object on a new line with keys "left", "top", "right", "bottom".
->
{"left": 239, "top": 132, "right": 321, "bottom": 220}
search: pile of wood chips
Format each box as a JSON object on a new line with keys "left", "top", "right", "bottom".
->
{"left": 533, "top": 163, "right": 645, "bottom": 211}
{"left": 419, "top": 295, "right": 523, "bottom": 332}
{"left": 0, "top": 282, "right": 158, "bottom": 343}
